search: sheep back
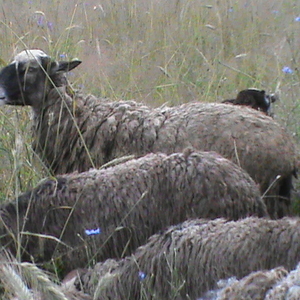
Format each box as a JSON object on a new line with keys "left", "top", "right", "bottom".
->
{"left": 75, "top": 217, "right": 300, "bottom": 299}
{"left": 35, "top": 91, "right": 298, "bottom": 218}
{"left": 0, "top": 150, "right": 266, "bottom": 275}
{"left": 200, "top": 262, "right": 300, "bottom": 300}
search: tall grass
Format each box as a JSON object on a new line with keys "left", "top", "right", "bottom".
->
{"left": 2, "top": 0, "right": 299, "bottom": 198}
{"left": 0, "top": 0, "right": 300, "bottom": 295}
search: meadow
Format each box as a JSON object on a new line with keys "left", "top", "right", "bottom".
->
{"left": 0, "top": 0, "right": 300, "bottom": 297}
{"left": 0, "top": 0, "right": 300, "bottom": 198}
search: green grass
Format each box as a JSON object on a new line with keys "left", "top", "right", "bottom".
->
{"left": 0, "top": 0, "right": 300, "bottom": 297}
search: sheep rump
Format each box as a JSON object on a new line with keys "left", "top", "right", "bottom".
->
{"left": 71, "top": 217, "right": 300, "bottom": 300}
{"left": 0, "top": 150, "right": 266, "bottom": 275}
{"left": 0, "top": 50, "right": 298, "bottom": 218}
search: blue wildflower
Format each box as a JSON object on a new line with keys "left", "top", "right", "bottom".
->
{"left": 47, "top": 21, "right": 54, "bottom": 31}
{"left": 282, "top": 66, "right": 293, "bottom": 74}
{"left": 228, "top": 7, "right": 234, "bottom": 12}
{"left": 59, "top": 54, "right": 67, "bottom": 58}
{"left": 138, "top": 271, "right": 146, "bottom": 281}
{"left": 85, "top": 228, "right": 101, "bottom": 236}
{"left": 295, "top": 16, "right": 300, "bottom": 22}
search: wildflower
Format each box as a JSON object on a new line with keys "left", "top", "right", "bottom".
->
{"left": 138, "top": 271, "right": 146, "bottom": 281}
{"left": 37, "top": 15, "right": 44, "bottom": 27}
{"left": 59, "top": 54, "right": 67, "bottom": 59}
{"left": 295, "top": 16, "right": 300, "bottom": 22}
{"left": 85, "top": 228, "right": 101, "bottom": 236}
{"left": 282, "top": 66, "right": 293, "bottom": 74}
{"left": 228, "top": 7, "right": 234, "bottom": 12}
{"left": 47, "top": 21, "right": 54, "bottom": 31}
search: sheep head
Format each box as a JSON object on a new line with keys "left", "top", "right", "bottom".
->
{"left": 235, "top": 88, "right": 276, "bottom": 114}
{"left": 222, "top": 88, "right": 277, "bottom": 115}
{"left": 0, "top": 49, "right": 81, "bottom": 108}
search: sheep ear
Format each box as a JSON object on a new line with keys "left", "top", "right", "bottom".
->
{"left": 53, "top": 60, "right": 82, "bottom": 74}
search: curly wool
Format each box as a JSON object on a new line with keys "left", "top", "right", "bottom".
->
{"left": 74, "top": 217, "right": 300, "bottom": 300}
{"left": 0, "top": 150, "right": 266, "bottom": 275}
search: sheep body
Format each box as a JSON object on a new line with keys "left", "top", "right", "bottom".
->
{"left": 0, "top": 150, "right": 266, "bottom": 275}
{"left": 72, "top": 217, "right": 300, "bottom": 300}
{"left": 200, "top": 262, "right": 300, "bottom": 300}
{"left": 34, "top": 90, "right": 298, "bottom": 218}
{"left": 0, "top": 50, "right": 298, "bottom": 218}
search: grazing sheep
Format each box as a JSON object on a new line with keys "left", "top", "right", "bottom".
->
{"left": 222, "top": 88, "right": 277, "bottom": 115}
{"left": 68, "top": 217, "right": 300, "bottom": 300}
{"left": 200, "top": 263, "right": 300, "bottom": 300}
{"left": 0, "top": 150, "right": 267, "bottom": 275}
{"left": 0, "top": 49, "right": 297, "bottom": 218}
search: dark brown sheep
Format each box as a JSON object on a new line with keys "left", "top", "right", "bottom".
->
{"left": 69, "top": 217, "right": 300, "bottom": 300}
{"left": 222, "top": 88, "right": 277, "bottom": 115}
{"left": 0, "top": 50, "right": 297, "bottom": 218}
{"left": 0, "top": 150, "right": 266, "bottom": 276}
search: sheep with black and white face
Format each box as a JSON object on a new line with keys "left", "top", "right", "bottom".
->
{"left": 222, "top": 88, "right": 277, "bottom": 115}
{"left": 0, "top": 49, "right": 298, "bottom": 218}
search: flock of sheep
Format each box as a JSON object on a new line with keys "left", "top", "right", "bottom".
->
{"left": 0, "top": 49, "right": 299, "bottom": 299}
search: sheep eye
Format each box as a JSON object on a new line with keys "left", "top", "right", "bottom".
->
{"left": 26, "top": 66, "right": 36, "bottom": 73}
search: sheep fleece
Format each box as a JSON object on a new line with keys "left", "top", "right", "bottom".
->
{"left": 35, "top": 88, "right": 297, "bottom": 191}
{"left": 76, "top": 217, "right": 300, "bottom": 300}
{"left": 0, "top": 151, "right": 266, "bottom": 274}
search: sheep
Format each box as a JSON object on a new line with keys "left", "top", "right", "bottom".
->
{"left": 67, "top": 217, "right": 300, "bottom": 300}
{"left": 222, "top": 88, "right": 277, "bottom": 115}
{"left": 199, "top": 263, "right": 300, "bottom": 300}
{"left": 0, "top": 150, "right": 267, "bottom": 276}
{"left": 0, "top": 49, "right": 298, "bottom": 218}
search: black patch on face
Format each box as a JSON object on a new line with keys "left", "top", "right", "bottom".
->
{"left": 0, "top": 59, "right": 51, "bottom": 106}
{"left": 0, "top": 63, "right": 26, "bottom": 105}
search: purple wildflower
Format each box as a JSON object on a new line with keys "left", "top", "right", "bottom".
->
{"left": 85, "top": 228, "right": 101, "bottom": 236}
{"left": 47, "top": 21, "right": 54, "bottom": 31}
{"left": 295, "top": 16, "right": 300, "bottom": 22}
{"left": 37, "top": 15, "right": 44, "bottom": 27}
{"left": 138, "top": 271, "right": 146, "bottom": 281}
{"left": 282, "top": 66, "right": 293, "bottom": 74}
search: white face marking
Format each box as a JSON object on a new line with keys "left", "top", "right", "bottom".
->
{"left": 12, "top": 49, "right": 49, "bottom": 64}
{"left": 264, "top": 95, "right": 270, "bottom": 107}
{"left": 0, "top": 87, "right": 6, "bottom": 105}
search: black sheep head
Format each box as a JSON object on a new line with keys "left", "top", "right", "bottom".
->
{"left": 235, "top": 89, "right": 276, "bottom": 114}
{"left": 222, "top": 88, "right": 277, "bottom": 115}
{"left": 0, "top": 49, "right": 81, "bottom": 108}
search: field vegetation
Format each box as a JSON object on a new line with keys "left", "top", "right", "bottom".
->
{"left": 0, "top": 0, "right": 300, "bottom": 298}
{"left": 1, "top": 0, "right": 300, "bottom": 197}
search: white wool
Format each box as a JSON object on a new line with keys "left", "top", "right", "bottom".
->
{"left": 12, "top": 49, "right": 49, "bottom": 64}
